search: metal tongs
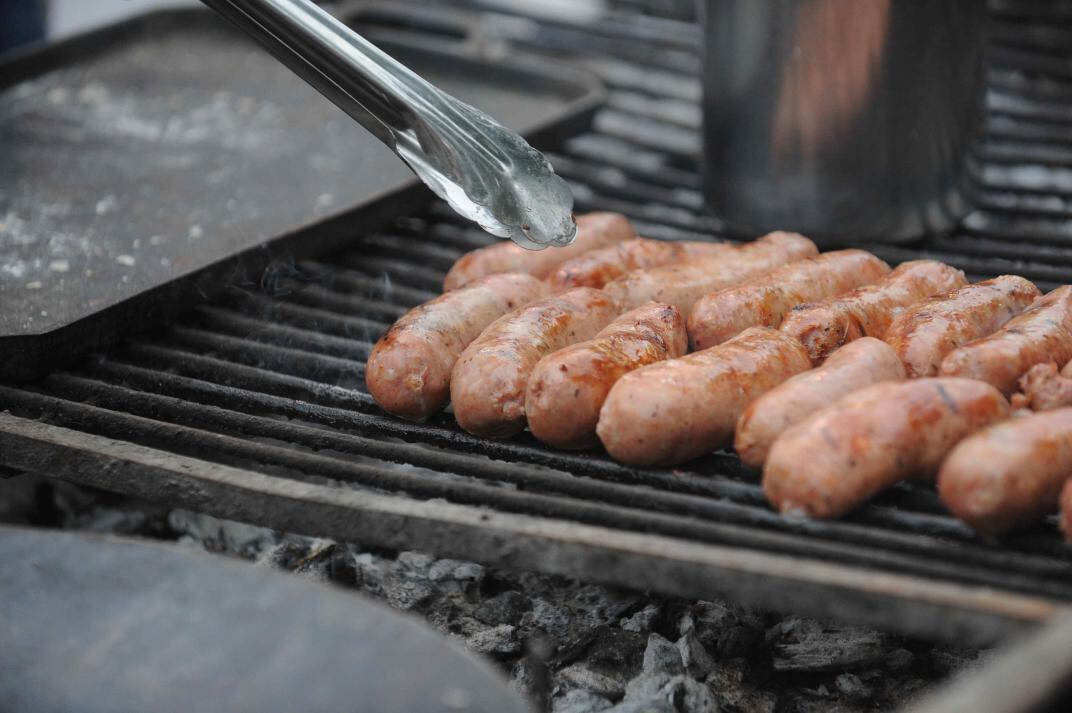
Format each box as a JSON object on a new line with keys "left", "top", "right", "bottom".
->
{"left": 199, "top": 0, "right": 576, "bottom": 249}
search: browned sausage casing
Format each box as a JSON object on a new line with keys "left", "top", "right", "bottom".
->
{"left": 547, "top": 239, "right": 732, "bottom": 291}
{"left": 597, "top": 327, "right": 811, "bottom": 466}
{"left": 602, "top": 232, "right": 818, "bottom": 317}
{"left": 451, "top": 287, "right": 620, "bottom": 438}
{"left": 780, "top": 260, "right": 967, "bottom": 365}
{"left": 1015, "top": 359, "right": 1072, "bottom": 412}
{"left": 938, "top": 408, "right": 1072, "bottom": 535}
{"left": 734, "top": 338, "right": 905, "bottom": 468}
{"left": 687, "top": 249, "right": 890, "bottom": 350}
{"left": 1059, "top": 477, "right": 1072, "bottom": 541}
{"left": 525, "top": 303, "right": 687, "bottom": 450}
{"left": 884, "top": 275, "right": 1040, "bottom": 378}
{"left": 763, "top": 378, "right": 1009, "bottom": 519}
{"left": 443, "top": 212, "right": 636, "bottom": 290}
{"left": 366, "top": 273, "right": 547, "bottom": 421}
{"left": 940, "top": 286, "right": 1072, "bottom": 396}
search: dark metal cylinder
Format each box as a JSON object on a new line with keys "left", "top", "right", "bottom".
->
{"left": 701, "top": 0, "right": 986, "bottom": 244}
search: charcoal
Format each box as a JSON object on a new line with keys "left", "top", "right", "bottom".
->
{"left": 885, "top": 648, "right": 915, "bottom": 672}
{"left": 382, "top": 571, "right": 436, "bottom": 611}
{"left": 464, "top": 622, "right": 522, "bottom": 656}
{"left": 476, "top": 590, "right": 531, "bottom": 627}
{"left": 833, "top": 673, "right": 872, "bottom": 701}
{"left": 603, "top": 699, "right": 676, "bottom": 713}
{"left": 397, "top": 550, "right": 435, "bottom": 572}
{"left": 620, "top": 604, "right": 661, "bottom": 633}
{"left": 706, "top": 662, "right": 776, "bottom": 713}
{"left": 681, "top": 602, "right": 763, "bottom": 659}
{"left": 928, "top": 647, "right": 981, "bottom": 675}
{"left": 643, "top": 633, "right": 685, "bottom": 677}
{"left": 557, "top": 663, "right": 628, "bottom": 701}
{"left": 167, "top": 509, "right": 278, "bottom": 558}
{"left": 584, "top": 627, "right": 646, "bottom": 670}
{"left": 676, "top": 631, "right": 716, "bottom": 680}
{"left": 624, "top": 673, "right": 673, "bottom": 703}
{"left": 553, "top": 689, "right": 613, "bottom": 713}
{"left": 428, "top": 558, "right": 485, "bottom": 583}
{"left": 770, "top": 619, "right": 888, "bottom": 673}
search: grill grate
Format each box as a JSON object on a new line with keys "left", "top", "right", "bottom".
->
{"left": 3, "top": 0, "right": 1072, "bottom": 644}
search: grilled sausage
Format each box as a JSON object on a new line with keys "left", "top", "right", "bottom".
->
{"left": 597, "top": 327, "right": 811, "bottom": 466}
{"left": 734, "top": 338, "right": 905, "bottom": 468}
{"left": 884, "top": 275, "right": 1040, "bottom": 378}
{"left": 366, "top": 273, "right": 547, "bottom": 421}
{"left": 938, "top": 408, "right": 1072, "bottom": 535}
{"left": 687, "top": 249, "right": 890, "bottom": 350}
{"left": 1015, "top": 359, "right": 1072, "bottom": 412}
{"left": 547, "top": 239, "right": 732, "bottom": 291}
{"left": 443, "top": 212, "right": 636, "bottom": 290}
{"left": 526, "top": 303, "right": 687, "bottom": 450}
{"left": 780, "top": 260, "right": 967, "bottom": 364}
{"left": 602, "top": 231, "right": 818, "bottom": 317}
{"left": 451, "top": 287, "right": 620, "bottom": 438}
{"left": 940, "top": 286, "right": 1072, "bottom": 396}
{"left": 1059, "top": 477, "right": 1072, "bottom": 541}
{"left": 763, "top": 378, "right": 1009, "bottom": 519}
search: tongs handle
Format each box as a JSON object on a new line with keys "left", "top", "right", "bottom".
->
{"left": 198, "top": 0, "right": 576, "bottom": 248}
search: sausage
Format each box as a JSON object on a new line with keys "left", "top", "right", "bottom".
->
{"left": 779, "top": 260, "right": 967, "bottom": 365}
{"left": 940, "top": 286, "right": 1072, "bottom": 396}
{"left": 1014, "top": 359, "right": 1072, "bottom": 412}
{"left": 763, "top": 378, "right": 1009, "bottom": 519}
{"left": 938, "top": 408, "right": 1072, "bottom": 535}
{"left": 734, "top": 338, "right": 905, "bottom": 468}
{"left": 1060, "top": 477, "right": 1072, "bottom": 541}
{"left": 602, "top": 231, "right": 818, "bottom": 317}
{"left": 525, "top": 303, "right": 687, "bottom": 450}
{"left": 547, "top": 239, "right": 732, "bottom": 291}
{"left": 443, "top": 212, "right": 636, "bottom": 290}
{"left": 884, "top": 275, "right": 1040, "bottom": 378}
{"left": 597, "top": 327, "right": 811, "bottom": 466}
{"left": 687, "top": 249, "right": 890, "bottom": 350}
{"left": 366, "top": 273, "right": 547, "bottom": 421}
{"left": 451, "top": 287, "right": 620, "bottom": 438}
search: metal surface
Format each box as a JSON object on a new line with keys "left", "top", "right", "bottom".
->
{"left": 3, "top": 0, "right": 1072, "bottom": 646}
{"left": 700, "top": 0, "right": 986, "bottom": 243}
{"left": 0, "top": 526, "right": 529, "bottom": 713}
{"left": 198, "top": 0, "right": 577, "bottom": 249}
{"left": 0, "top": 6, "right": 602, "bottom": 380}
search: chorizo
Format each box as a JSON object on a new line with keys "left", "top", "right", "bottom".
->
{"left": 734, "top": 337, "right": 905, "bottom": 468}
{"left": 603, "top": 231, "right": 817, "bottom": 317}
{"left": 938, "top": 408, "right": 1072, "bottom": 535}
{"left": 884, "top": 275, "right": 1040, "bottom": 378}
{"left": 763, "top": 378, "right": 1009, "bottom": 519}
{"left": 688, "top": 249, "right": 890, "bottom": 350}
{"left": 596, "top": 327, "right": 811, "bottom": 466}
{"left": 780, "top": 260, "right": 967, "bottom": 364}
{"left": 366, "top": 273, "right": 546, "bottom": 420}
{"left": 443, "top": 212, "right": 635, "bottom": 290}
{"left": 451, "top": 287, "right": 620, "bottom": 438}
{"left": 526, "top": 303, "right": 687, "bottom": 450}
{"left": 940, "top": 286, "right": 1072, "bottom": 396}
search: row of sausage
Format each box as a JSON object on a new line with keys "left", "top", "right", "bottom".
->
{"left": 365, "top": 212, "right": 1072, "bottom": 538}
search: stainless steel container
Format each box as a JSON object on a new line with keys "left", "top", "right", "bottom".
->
{"left": 701, "top": 0, "right": 986, "bottom": 243}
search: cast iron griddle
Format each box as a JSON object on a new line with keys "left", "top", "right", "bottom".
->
{"left": 0, "top": 526, "right": 529, "bottom": 713}
{"left": 0, "top": 7, "right": 602, "bottom": 380}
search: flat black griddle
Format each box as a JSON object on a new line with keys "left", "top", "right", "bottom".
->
{"left": 0, "top": 7, "right": 603, "bottom": 380}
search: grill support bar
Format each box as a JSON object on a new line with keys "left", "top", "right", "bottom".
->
{"left": 0, "top": 412, "right": 1060, "bottom": 647}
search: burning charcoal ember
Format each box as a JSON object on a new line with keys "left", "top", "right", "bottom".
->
{"left": 556, "top": 663, "right": 629, "bottom": 700}
{"left": 642, "top": 633, "right": 686, "bottom": 677}
{"left": 769, "top": 618, "right": 889, "bottom": 673}
{"left": 552, "top": 689, "right": 613, "bottom": 713}
{"left": 620, "top": 604, "right": 662, "bottom": 633}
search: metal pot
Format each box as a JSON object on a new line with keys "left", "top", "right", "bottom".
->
{"left": 700, "top": 0, "right": 986, "bottom": 244}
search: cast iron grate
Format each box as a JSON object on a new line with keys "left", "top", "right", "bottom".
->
{"left": 2, "top": 0, "right": 1072, "bottom": 643}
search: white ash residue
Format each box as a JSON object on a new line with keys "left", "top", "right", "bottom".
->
{"left": 8, "top": 481, "right": 987, "bottom": 713}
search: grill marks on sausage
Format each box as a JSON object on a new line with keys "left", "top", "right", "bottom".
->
{"left": 547, "top": 239, "right": 732, "bottom": 291}
{"left": 763, "top": 378, "right": 1010, "bottom": 519}
{"left": 450, "top": 287, "right": 620, "bottom": 438}
{"left": 526, "top": 303, "right": 687, "bottom": 450}
{"left": 687, "top": 249, "right": 891, "bottom": 350}
{"left": 884, "top": 275, "right": 1040, "bottom": 378}
{"left": 940, "top": 286, "right": 1072, "bottom": 396}
{"left": 780, "top": 260, "right": 967, "bottom": 365}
